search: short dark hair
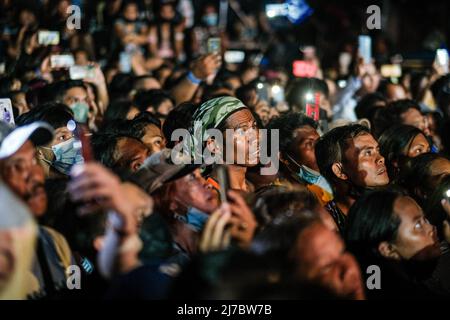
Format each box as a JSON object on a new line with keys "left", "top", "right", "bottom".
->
{"left": 103, "top": 99, "right": 135, "bottom": 124}
{"left": 398, "top": 153, "right": 448, "bottom": 205}
{"left": 378, "top": 124, "right": 427, "bottom": 181}
{"left": 129, "top": 112, "right": 161, "bottom": 139}
{"left": 345, "top": 189, "right": 404, "bottom": 264}
{"left": 235, "top": 83, "right": 256, "bottom": 106}
{"left": 15, "top": 102, "right": 74, "bottom": 129}
{"left": 315, "top": 124, "right": 370, "bottom": 186}
{"left": 354, "top": 92, "right": 387, "bottom": 120}
{"left": 163, "top": 102, "right": 197, "bottom": 148}
{"left": 50, "top": 80, "right": 87, "bottom": 103}
{"left": 91, "top": 132, "right": 143, "bottom": 178}
{"left": 133, "top": 89, "right": 174, "bottom": 113}
{"left": 252, "top": 187, "right": 319, "bottom": 230}
{"left": 267, "top": 112, "right": 318, "bottom": 156}
{"left": 372, "top": 99, "right": 422, "bottom": 137}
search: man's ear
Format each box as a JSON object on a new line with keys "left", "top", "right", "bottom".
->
{"left": 206, "top": 137, "right": 221, "bottom": 154}
{"left": 279, "top": 153, "right": 289, "bottom": 166}
{"left": 331, "top": 162, "right": 348, "bottom": 180}
{"left": 93, "top": 236, "right": 105, "bottom": 252}
{"left": 378, "top": 241, "right": 401, "bottom": 260}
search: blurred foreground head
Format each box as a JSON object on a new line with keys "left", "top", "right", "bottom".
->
{"left": 0, "top": 181, "right": 37, "bottom": 300}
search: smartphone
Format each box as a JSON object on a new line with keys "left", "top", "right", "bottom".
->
{"left": 119, "top": 52, "right": 132, "bottom": 73}
{"left": 305, "top": 92, "right": 320, "bottom": 121}
{"left": 293, "top": 60, "right": 317, "bottom": 78}
{"left": 0, "top": 98, "right": 14, "bottom": 125}
{"left": 38, "top": 30, "right": 60, "bottom": 46}
{"left": 50, "top": 54, "right": 75, "bottom": 69}
{"left": 207, "top": 37, "right": 221, "bottom": 54}
{"left": 358, "top": 35, "right": 372, "bottom": 64}
{"left": 216, "top": 165, "right": 230, "bottom": 203}
{"left": 381, "top": 64, "right": 402, "bottom": 78}
{"left": 265, "top": 4, "right": 287, "bottom": 18}
{"left": 271, "top": 84, "right": 285, "bottom": 105}
{"left": 435, "top": 49, "right": 449, "bottom": 74}
{"left": 74, "top": 122, "right": 93, "bottom": 162}
{"left": 256, "top": 82, "right": 270, "bottom": 103}
{"left": 445, "top": 188, "right": 450, "bottom": 202}
{"left": 70, "top": 65, "right": 95, "bottom": 80}
{"left": 224, "top": 50, "right": 245, "bottom": 64}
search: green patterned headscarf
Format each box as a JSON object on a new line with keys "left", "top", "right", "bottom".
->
{"left": 191, "top": 96, "right": 247, "bottom": 138}
{"left": 188, "top": 96, "right": 248, "bottom": 161}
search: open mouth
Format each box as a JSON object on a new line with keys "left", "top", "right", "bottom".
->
{"left": 377, "top": 167, "right": 386, "bottom": 175}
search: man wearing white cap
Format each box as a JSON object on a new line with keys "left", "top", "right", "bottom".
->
{"left": 0, "top": 121, "right": 73, "bottom": 299}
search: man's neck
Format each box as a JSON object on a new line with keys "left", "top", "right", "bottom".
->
{"left": 227, "top": 165, "right": 248, "bottom": 192}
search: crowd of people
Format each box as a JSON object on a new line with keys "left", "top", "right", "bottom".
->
{"left": 1, "top": 0, "right": 450, "bottom": 300}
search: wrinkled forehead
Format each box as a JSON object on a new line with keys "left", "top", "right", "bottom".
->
{"left": 224, "top": 109, "right": 255, "bottom": 128}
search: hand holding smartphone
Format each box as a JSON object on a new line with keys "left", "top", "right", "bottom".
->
{"left": 358, "top": 35, "right": 372, "bottom": 64}
{"left": 207, "top": 37, "right": 221, "bottom": 55}
{"left": 216, "top": 165, "right": 230, "bottom": 203}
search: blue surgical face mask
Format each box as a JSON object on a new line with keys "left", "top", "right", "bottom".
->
{"left": 51, "top": 137, "right": 84, "bottom": 175}
{"left": 186, "top": 207, "right": 209, "bottom": 232}
{"left": 202, "top": 13, "right": 218, "bottom": 27}
{"left": 287, "top": 154, "right": 334, "bottom": 196}
{"left": 70, "top": 102, "right": 89, "bottom": 124}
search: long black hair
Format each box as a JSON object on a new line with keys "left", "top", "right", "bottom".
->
{"left": 378, "top": 124, "right": 428, "bottom": 181}
{"left": 345, "top": 189, "right": 404, "bottom": 264}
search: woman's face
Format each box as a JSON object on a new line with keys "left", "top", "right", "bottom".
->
{"left": 156, "top": 99, "right": 174, "bottom": 116}
{"left": 141, "top": 124, "right": 165, "bottom": 155}
{"left": 174, "top": 169, "right": 219, "bottom": 214}
{"left": 222, "top": 109, "right": 259, "bottom": 166}
{"left": 160, "top": 4, "right": 175, "bottom": 20}
{"left": 124, "top": 3, "right": 139, "bottom": 21}
{"left": 389, "top": 196, "right": 440, "bottom": 260}
{"left": 19, "top": 10, "right": 36, "bottom": 27}
{"left": 406, "top": 133, "right": 430, "bottom": 158}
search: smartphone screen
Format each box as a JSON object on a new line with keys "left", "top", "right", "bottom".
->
{"left": 436, "top": 49, "right": 449, "bottom": 74}
{"left": 70, "top": 66, "right": 95, "bottom": 80}
{"left": 74, "top": 122, "right": 93, "bottom": 162}
{"left": 207, "top": 37, "right": 221, "bottom": 54}
{"left": 50, "top": 54, "right": 75, "bottom": 69}
{"left": 271, "top": 84, "right": 285, "bottom": 105}
{"left": 358, "top": 35, "right": 372, "bottom": 64}
{"left": 38, "top": 31, "right": 60, "bottom": 46}
{"left": 216, "top": 165, "right": 230, "bottom": 203}
{"left": 0, "top": 98, "right": 14, "bottom": 125}
{"left": 293, "top": 60, "right": 317, "bottom": 78}
{"left": 265, "top": 4, "right": 287, "bottom": 18}
{"left": 224, "top": 51, "right": 245, "bottom": 64}
{"left": 381, "top": 64, "right": 402, "bottom": 78}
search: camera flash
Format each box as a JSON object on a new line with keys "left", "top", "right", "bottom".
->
{"left": 271, "top": 85, "right": 281, "bottom": 94}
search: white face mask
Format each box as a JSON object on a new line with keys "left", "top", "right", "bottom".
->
{"left": 43, "top": 138, "right": 84, "bottom": 175}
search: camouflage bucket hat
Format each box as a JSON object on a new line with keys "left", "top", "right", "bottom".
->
{"left": 188, "top": 96, "right": 247, "bottom": 161}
